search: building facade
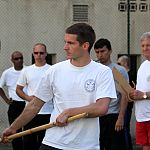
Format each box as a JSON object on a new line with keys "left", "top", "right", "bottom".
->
{"left": 0, "top": 0, "right": 150, "bottom": 141}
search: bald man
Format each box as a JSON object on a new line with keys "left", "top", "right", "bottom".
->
{"left": 117, "top": 55, "right": 135, "bottom": 150}
{"left": 0, "top": 51, "right": 25, "bottom": 150}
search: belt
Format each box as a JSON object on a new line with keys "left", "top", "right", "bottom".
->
{"left": 12, "top": 100, "right": 25, "bottom": 103}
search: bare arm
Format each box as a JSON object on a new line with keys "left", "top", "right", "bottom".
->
{"left": 146, "top": 92, "right": 150, "bottom": 99}
{"left": 16, "top": 85, "right": 34, "bottom": 102}
{"left": 114, "top": 68, "right": 128, "bottom": 131}
{"left": 10, "top": 97, "right": 44, "bottom": 129}
{"left": 115, "top": 92, "right": 127, "bottom": 131}
{"left": 0, "top": 88, "right": 12, "bottom": 105}
{"left": 129, "top": 90, "right": 150, "bottom": 100}
{"left": 55, "top": 98, "right": 110, "bottom": 126}
{"left": 1, "top": 97, "right": 44, "bottom": 143}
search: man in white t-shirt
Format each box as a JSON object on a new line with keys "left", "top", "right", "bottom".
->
{"left": 129, "top": 32, "right": 150, "bottom": 150}
{"left": 0, "top": 51, "right": 25, "bottom": 150}
{"left": 16, "top": 43, "right": 53, "bottom": 150}
{"left": 1, "top": 23, "right": 116, "bottom": 150}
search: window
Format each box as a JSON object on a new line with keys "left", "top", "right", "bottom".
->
{"left": 118, "top": 2, "right": 127, "bottom": 12}
{"left": 130, "top": 3, "right": 137, "bottom": 12}
{"left": 139, "top": 3, "right": 148, "bottom": 12}
{"left": 73, "top": 5, "right": 88, "bottom": 22}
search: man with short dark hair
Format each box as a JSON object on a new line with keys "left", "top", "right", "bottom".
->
{"left": 94, "top": 38, "right": 129, "bottom": 150}
{"left": 1, "top": 23, "right": 117, "bottom": 150}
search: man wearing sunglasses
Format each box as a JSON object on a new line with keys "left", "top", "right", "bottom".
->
{"left": 16, "top": 43, "right": 53, "bottom": 150}
{"left": 0, "top": 51, "right": 25, "bottom": 150}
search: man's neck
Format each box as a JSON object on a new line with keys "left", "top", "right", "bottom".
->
{"left": 70, "top": 56, "right": 91, "bottom": 67}
{"left": 35, "top": 61, "right": 46, "bottom": 67}
{"left": 102, "top": 60, "right": 112, "bottom": 66}
{"left": 125, "top": 66, "right": 130, "bottom": 72}
{"left": 14, "top": 66, "right": 23, "bottom": 71}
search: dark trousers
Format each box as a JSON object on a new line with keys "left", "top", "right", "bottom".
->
{"left": 99, "top": 114, "right": 126, "bottom": 150}
{"left": 8, "top": 100, "right": 25, "bottom": 150}
{"left": 124, "top": 105, "right": 133, "bottom": 150}
{"left": 39, "top": 144, "right": 62, "bottom": 150}
{"left": 23, "top": 114, "right": 51, "bottom": 150}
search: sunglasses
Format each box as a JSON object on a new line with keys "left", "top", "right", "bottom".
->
{"left": 34, "top": 52, "right": 45, "bottom": 55}
{"left": 13, "top": 57, "right": 23, "bottom": 61}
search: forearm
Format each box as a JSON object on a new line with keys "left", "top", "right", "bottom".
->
{"left": 0, "top": 89, "right": 10, "bottom": 103}
{"left": 55, "top": 98, "right": 110, "bottom": 126}
{"left": 129, "top": 90, "right": 150, "bottom": 101}
{"left": 0, "top": 92, "right": 9, "bottom": 102}
{"left": 16, "top": 86, "right": 32, "bottom": 102}
{"left": 146, "top": 92, "right": 150, "bottom": 99}
{"left": 114, "top": 95, "right": 127, "bottom": 131}
{"left": 61, "top": 98, "right": 110, "bottom": 118}
{"left": 17, "top": 91, "right": 29, "bottom": 101}
{"left": 9, "top": 97, "right": 44, "bottom": 131}
{"left": 118, "top": 95, "right": 128, "bottom": 119}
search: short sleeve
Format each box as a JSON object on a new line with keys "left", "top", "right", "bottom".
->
{"left": 0, "top": 71, "right": 6, "bottom": 88}
{"left": 33, "top": 70, "right": 53, "bottom": 102}
{"left": 17, "top": 68, "right": 27, "bottom": 87}
{"left": 96, "top": 68, "right": 117, "bottom": 100}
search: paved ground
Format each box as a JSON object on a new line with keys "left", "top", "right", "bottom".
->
{"left": 0, "top": 143, "right": 12, "bottom": 150}
{"left": 0, "top": 143, "right": 142, "bottom": 150}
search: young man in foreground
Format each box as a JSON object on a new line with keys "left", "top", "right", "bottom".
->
{"left": 1, "top": 23, "right": 117, "bottom": 150}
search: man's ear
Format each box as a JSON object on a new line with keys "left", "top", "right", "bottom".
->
{"left": 82, "top": 42, "right": 90, "bottom": 51}
{"left": 11, "top": 58, "right": 14, "bottom": 63}
{"left": 110, "top": 49, "right": 112, "bottom": 54}
{"left": 45, "top": 52, "right": 47, "bottom": 57}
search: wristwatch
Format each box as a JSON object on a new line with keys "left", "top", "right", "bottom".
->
{"left": 143, "top": 92, "right": 147, "bottom": 99}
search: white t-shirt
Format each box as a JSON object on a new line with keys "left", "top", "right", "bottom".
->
{"left": 0, "top": 67, "right": 25, "bottom": 101}
{"left": 135, "top": 60, "right": 150, "bottom": 122}
{"left": 34, "top": 60, "right": 117, "bottom": 150}
{"left": 17, "top": 64, "right": 53, "bottom": 114}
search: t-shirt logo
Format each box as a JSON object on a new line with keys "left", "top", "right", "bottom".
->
{"left": 84, "top": 79, "right": 95, "bottom": 92}
{"left": 147, "top": 75, "right": 150, "bottom": 82}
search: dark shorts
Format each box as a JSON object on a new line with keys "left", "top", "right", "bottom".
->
{"left": 23, "top": 114, "right": 51, "bottom": 150}
{"left": 99, "top": 114, "right": 126, "bottom": 150}
{"left": 39, "top": 144, "right": 62, "bottom": 150}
